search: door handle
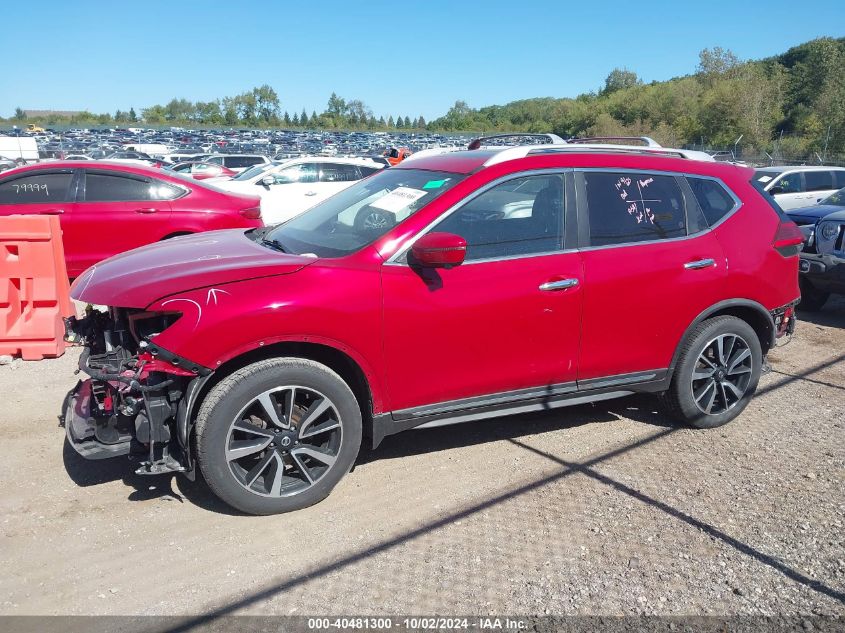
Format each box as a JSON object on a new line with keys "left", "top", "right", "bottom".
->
{"left": 134, "top": 208, "right": 158, "bottom": 214}
{"left": 684, "top": 258, "right": 716, "bottom": 270}
{"left": 304, "top": 191, "right": 317, "bottom": 196}
{"left": 40, "top": 209, "right": 64, "bottom": 215}
{"left": 539, "top": 278, "right": 579, "bottom": 291}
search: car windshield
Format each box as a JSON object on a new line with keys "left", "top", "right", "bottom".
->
{"left": 820, "top": 187, "right": 845, "bottom": 206}
{"left": 262, "top": 169, "right": 463, "bottom": 257}
{"left": 233, "top": 163, "right": 274, "bottom": 181}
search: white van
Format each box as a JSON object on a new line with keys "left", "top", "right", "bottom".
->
{"left": 0, "top": 136, "right": 38, "bottom": 163}
{"left": 753, "top": 166, "right": 845, "bottom": 210}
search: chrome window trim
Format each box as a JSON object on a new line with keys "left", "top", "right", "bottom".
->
{"left": 575, "top": 167, "right": 742, "bottom": 251}
{"left": 385, "top": 168, "right": 572, "bottom": 266}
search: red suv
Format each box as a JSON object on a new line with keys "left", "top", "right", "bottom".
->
{"left": 0, "top": 161, "right": 263, "bottom": 277}
{"left": 64, "top": 140, "right": 803, "bottom": 515}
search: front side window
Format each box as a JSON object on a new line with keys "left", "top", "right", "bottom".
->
{"left": 431, "top": 174, "right": 564, "bottom": 261}
{"left": 805, "top": 170, "right": 834, "bottom": 192}
{"left": 771, "top": 173, "right": 803, "bottom": 194}
{"left": 272, "top": 163, "right": 318, "bottom": 184}
{"left": 262, "top": 169, "right": 463, "bottom": 257}
{"left": 0, "top": 172, "right": 74, "bottom": 204}
{"left": 85, "top": 173, "right": 181, "bottom": 201}
{"left": 583, "top": 171, "right": 686, "bottom": 246}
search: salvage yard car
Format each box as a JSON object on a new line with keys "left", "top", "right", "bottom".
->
{"left": 797, "top": 206, "right": 845, "bottom": 310}
{"left": 753, "top": 166, "right": 845, "bottom": 211}
{"left": 209, "top": 157, "right": 384, "bottom": 224}
{"left": 64, "top": 138, "right": 802, "bottom": 515}
{"left": 0, "top": 161, "right": 263, "bottom": 276}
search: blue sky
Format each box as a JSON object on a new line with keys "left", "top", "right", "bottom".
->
{"left": 1, "top": 0, "right": 842, "bottom": 120}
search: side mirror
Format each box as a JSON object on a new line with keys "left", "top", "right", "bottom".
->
{"left": 260, "top": 175, "right": 275, "bottom": 188}
{"left": 768, "top": 186, "right": 784, "bottom": 195}
{"left": 411, "top": 232, "right": 467, "bottom": 268}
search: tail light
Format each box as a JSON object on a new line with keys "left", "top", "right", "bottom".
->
{"left": 772, "top": 220, "right": 803, "bottom": 256}
{"left": 239, "top": 206, "right": 262, "bottom": 220}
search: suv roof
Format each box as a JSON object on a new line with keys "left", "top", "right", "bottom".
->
{"left": 754, "top": 165, "right": 845, "bottom": 174}
{"left": 402, "top": 134, "right": 715, "bottom": 172}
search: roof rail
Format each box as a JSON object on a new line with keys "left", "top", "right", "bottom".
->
{"left": 482, "top": 143, "right": 715, "bottom": 167}
{"left": 567, "top": 136, "right": 662, "bottom": 148}
{"left": 467, "top": 133, "right": 566, "bottom": 150}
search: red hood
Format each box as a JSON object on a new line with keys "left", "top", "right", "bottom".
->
{"left": 70, "top": 229, "right": 314, "bottom": 307}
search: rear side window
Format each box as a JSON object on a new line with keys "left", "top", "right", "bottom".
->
{"left": 805, "top": 170, "right": 834, "bottom": 192}
{"left": 0, "top": 172, "right": 74, "bottom": 203}
{"left": 319, "top": 164, "right": 361, "bottom": 182}
{"left": 224, "top": 156, "right": 263, "bottom": 169}
{"left": 583, "top": 172, "right": 686, "bottom": 246}
{"left": 835, "top": 171, "right": 845, "bottom": 188}
{"left": 687, "top": 177, "right": 736, "bottom": 226}
{"left": 359, "top": 166, "right": 381, "bottom": 177}
{"left": 85, "top": 173, "right": 180, "bottom": 201}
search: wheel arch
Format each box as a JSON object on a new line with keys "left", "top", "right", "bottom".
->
{"left": 668, "top": 299, "right": 775, "bottom": 379}
{"left": 181, "top": 340, "right": 376, "bottom": 462}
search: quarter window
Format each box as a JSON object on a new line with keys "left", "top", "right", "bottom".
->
{"left": 431, "top": 174, "right": 564, "bottom": 261}
{"left": 687, "top": 177, "right": 736, "bottom": 226}
{"left": 0, "top": 172, "right": 74, "bottom": 204}
{"left": 583, "top": 172, "right": 686, "bottom": 246}
{"left": 85, "top": 173, "right": 180, "bottom": 201}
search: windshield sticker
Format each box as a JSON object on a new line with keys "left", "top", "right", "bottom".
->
{"left": 422, "top": 179, "right": 448, "bottom": 190}
{"left": 757, "top": 175, "right": 772, "bottom": 183}
{"left": 369, "top": 187, "right": 428, "bottom": 213}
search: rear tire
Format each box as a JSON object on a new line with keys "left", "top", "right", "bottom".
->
{"left": 798, "top": 279, "right": 829, "bottom": 312}
{"left": 659, "top": 316, "right": 762, "bottom": 429}
{"left": 195, "top": 358, "right": 362, "bottom": 515}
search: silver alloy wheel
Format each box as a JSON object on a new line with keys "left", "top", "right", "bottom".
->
{"left": 690, "top": 333, "right": 753, "bottom": 415}
{"left": 225, "top": 386, "right": 342, "bottom": 498}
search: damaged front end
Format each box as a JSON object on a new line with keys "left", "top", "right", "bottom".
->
{"left": 63, "top": 307, "right": 211, "bottom": 477}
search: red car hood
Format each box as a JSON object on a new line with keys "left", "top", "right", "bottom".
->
{"left": 71, "top": 229, "right": 314, "bottom": 307}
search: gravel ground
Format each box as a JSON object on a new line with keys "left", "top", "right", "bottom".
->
{"left": 0, "top": 300, "right": 843, "bottom": 621}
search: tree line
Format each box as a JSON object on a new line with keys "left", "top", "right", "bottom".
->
{"left": 428, "top": 37, "right": 845, "bottom": 160}
{"left": 5, "top": 37, "right": 845, "bottom": 159}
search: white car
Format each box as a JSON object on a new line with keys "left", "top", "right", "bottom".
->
{"left": 209, "top": 157, "right": 384, "bottom": 224}
{"left": 753, "top": 166, "right": 845, "bottom": 210}
{"left": 203, "top": 154, "right": 270, "bottom": 173}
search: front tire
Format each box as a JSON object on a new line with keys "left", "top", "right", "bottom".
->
{"left": 195, "top": 358, "right": 362, "bottom": 515}
{"left": 660, "top": 316, "right": 762, "bottom": 429}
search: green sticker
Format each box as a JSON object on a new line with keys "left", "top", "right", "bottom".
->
{"left": 422, "top": 179, "right": 448, "bottom": 189}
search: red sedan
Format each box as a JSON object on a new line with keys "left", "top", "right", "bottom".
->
{"left": 0, "top": 161, "right": 262, "bottom": 277}
{"left": 166, "top": 161, "right": 237, "bottom": 180}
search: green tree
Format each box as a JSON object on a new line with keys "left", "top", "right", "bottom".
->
{"left": 292, "top": 112, "right": 300, "bottom": 126}
{"left": 14, "top": 107, "right": 25, "bottom": 120}
{"left": 601, "top": 68, "right": 641, "bottom": 95}
{"left": 129, "top": 107, "right": 137, "bottom": 122}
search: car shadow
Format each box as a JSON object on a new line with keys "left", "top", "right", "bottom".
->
{"left": 60, "top": 392, "right": 676, "bottom": 516}
{"left": 357, "top": 393, "right": 676, "bottom": 465}
{"left": 797, "top": 294, "right": 845, "bottom": 328}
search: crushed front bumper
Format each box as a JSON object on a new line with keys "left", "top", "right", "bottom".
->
{"left": 64, "top": 379, "right": 133, "bottom": 460}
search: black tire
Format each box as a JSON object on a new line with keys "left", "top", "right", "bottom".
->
{"left": 195, "top": 358, "right": 362, "bottom": 515}
{"left": 797, "top": 279, "right": 829, "bottom": 312}
{"left": 659, "top": 316, "right": 762, "bottom": 429}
